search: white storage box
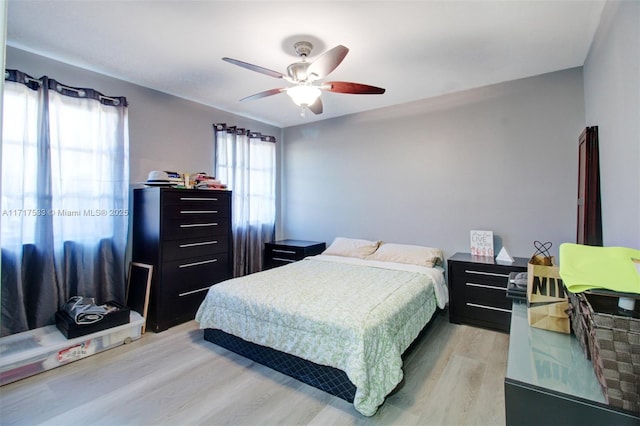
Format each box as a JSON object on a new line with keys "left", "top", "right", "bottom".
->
{"left": 0, "top": 311, "right": 144, "bottom": 385}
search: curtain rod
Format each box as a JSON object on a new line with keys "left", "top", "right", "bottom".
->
{"left": 214, "top": 123, "right": 276, "bottom": 143}
{"left": 5, "top": 69, "right": 124, "bottom": 104}
{"left": 55, "top": 84, "right": 121, "bottom": 104}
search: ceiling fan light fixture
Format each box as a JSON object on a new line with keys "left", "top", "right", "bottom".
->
{"left": 286, "top": 85, "right": 321, "bottom": 107}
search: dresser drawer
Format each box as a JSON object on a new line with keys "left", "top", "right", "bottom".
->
{"left": 163, "top": 252, "right": 231, "bottom": 294}
{"left": 163, "top": 235, "right": 229, "bottom": 261}
{"left": 162, "top": 201, "right": 230, "bottom": 219}
{"left": 162, "top": 191, "right": 230, "bottom": 208}
{"left": 172, "top": 289, "right": 210, "bottom": 324}
{"left": 162, "top": 216, "right": 230, "bottom": 240}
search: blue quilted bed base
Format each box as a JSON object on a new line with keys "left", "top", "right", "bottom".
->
{"left": 203, "top": 328, "right": 357, "bottom": 402}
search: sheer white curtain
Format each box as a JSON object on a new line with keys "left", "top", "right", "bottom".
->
{"left": 1, "top": 70, "right": 129, "bottom": 336}
{"left": 215, "top": 124, "right": 275, "bottom": 276}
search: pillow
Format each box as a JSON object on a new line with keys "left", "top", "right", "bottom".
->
{"left": 322, "top": 237, "right": 381, "bottom": 259}
{"left": 366, "top": 243, "right": 444, "bottom": 267}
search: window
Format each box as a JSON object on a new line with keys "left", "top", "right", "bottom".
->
{"left": 1, "top": 70, "right": 129, "bottom": 335}
{"left": 214, "top": 124, "right": 276, "bottom": 275}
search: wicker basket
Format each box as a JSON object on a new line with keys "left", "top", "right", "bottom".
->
{"left": 569, "top": 291, "right": 640, "bottom": 414}
{"left": 568, "top": 291, "right": 591, "bottom": 359}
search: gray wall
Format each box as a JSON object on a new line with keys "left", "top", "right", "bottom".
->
{"left": 583, "top": 0, "right": 640, "bottom": 248}
{"left": 5, "top": 46, "right": 281, "bottom": 185}
{"left": 281, "top": 68, "right": 586, "bottom": 259}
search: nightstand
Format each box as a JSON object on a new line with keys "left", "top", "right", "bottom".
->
{"left": 264, "top": 239, "right": 326, "bottom": 270}
{"left": 448, "top": 252, "right": 528, "bottom": 332}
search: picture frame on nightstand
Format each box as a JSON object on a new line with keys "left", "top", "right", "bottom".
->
{"left": 470, "top": 230, "right": 494, "bottom": 257}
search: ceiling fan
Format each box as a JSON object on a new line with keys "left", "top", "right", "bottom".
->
{"left": 222, "top": 41, "right": 385, "bottom": 116}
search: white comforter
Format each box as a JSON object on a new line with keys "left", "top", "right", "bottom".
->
{"left": 195, "top": 255, "right": 447, "bottom": 416}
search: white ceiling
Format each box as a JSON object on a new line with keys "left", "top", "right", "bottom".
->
{"left": 6, "top": 1, "right": 606, "bottom": 128}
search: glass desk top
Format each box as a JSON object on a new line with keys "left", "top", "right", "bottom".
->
{"left": 506, "top": 301, "right": 606, "bottom": 403}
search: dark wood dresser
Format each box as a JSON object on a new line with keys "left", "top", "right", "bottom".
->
{"left": 448, "top": 252, "right": 528, "bottom": 332}
{"left": 264, "top": 239, "right": 326, "bottom": 270}
{"left": 132, "top": 188, "right": 232, "bottom": 332}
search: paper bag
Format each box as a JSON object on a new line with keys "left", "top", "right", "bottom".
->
{"left": 526, "top": 241, "right": 570, "bottom": 333}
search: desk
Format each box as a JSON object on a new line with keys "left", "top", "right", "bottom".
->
{"left": 504, "top": 302, "right": 639, "bottom": 425}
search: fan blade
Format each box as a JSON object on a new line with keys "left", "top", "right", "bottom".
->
{"left": 222, "top": 57, "right": 286, "bottom": 79}
{"left": 240, "top": 88, "right": 286, "bottom": 102}
{"left": 306, "top": 45, "right": 349, "bottom": 80}
{"left": 324, "top": 81, "right": 386, "bottom": 94}
{"left": 308, "top": 97, "right": 323, "bottom": 115}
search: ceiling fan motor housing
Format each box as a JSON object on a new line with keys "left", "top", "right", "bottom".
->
{"left": 287, "top": 62, "right": 311, "bottom": 82}
{"left": 288, "top": 41, "right": 314, "bottom": 81}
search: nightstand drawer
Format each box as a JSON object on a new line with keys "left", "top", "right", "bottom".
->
{"left": 454, "top": 264, "right": 512, "bottom": 286}
{"left": 264, "top": 240, "right": 326, "bottom": 270}
{"left": 268, "top": 247, "right": 303, "bottom": 261}
{"left": 457, "top": 301, "right": 512, "bottom": 329}
{"left": 463, "top": 281, "right": 513, "bottom": 310}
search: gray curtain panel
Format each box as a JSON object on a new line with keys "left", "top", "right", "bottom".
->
{"left": 1, "top": 70, "right": 129, "bottom": 336}
{"left": 214, "top": 124, "right": 276, "bottom": 277}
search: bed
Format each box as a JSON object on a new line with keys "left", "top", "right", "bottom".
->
{"left": 195, "top": 239, "right": 448, "bottom": 416}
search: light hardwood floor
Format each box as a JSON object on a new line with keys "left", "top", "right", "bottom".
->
{"left": 0, "top": 311, "right": 509, "bottom": 426}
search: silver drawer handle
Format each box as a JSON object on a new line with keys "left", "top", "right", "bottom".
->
{"left": 179, "top": 240, "right": 218, "bottom": 248}
{"left": 180, "top": 210, "right": 218, "bottom": 214}
{"left": 466, "top": 282, "right": 506, "bottom": 291}
{"left": 466, "top": 302, "right": 511, "bottom": 313}
{"left": 272, "top": 249, "right": 296, "bottom": 254}
{"left": 179, "top": 197, "right": 218, "bottom": 201}
{"left": 179, "top": 258, "right": 218, "bottom": 268}
{"left": 180, "top": 223, "right": 218, "bottom": 228}
{"left": 272, "top": 257, "right": 296, "bottom": 263}
{"left": 465, "top": 270, "right": 510, "bottom": 278}
{"left": 179, "top": 286, "right": 212, "bottom": 297}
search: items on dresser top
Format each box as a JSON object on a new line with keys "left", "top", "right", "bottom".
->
{"left": 263, "top": 239, "right": 326, "bottom": 270}
{"left": 143, "top": 170, "right": 182, "bottom": 186}
{"left": 142, "top": 170, "right": 228, "bottom": 190}
{"left": 448, "top": 252, "right": 529, "bottom": 332}
{"left": 132, "top": 188, "right": 232, "bottom": 332}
